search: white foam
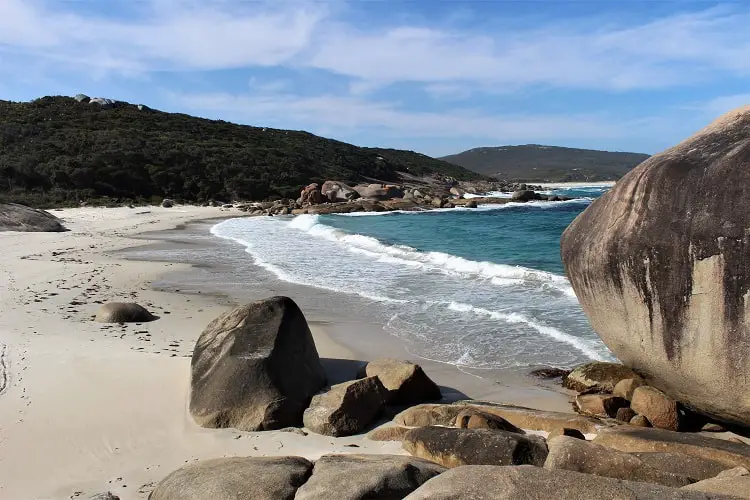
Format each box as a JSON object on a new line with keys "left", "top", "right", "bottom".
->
{"left": 446, "top": 301, "right": 608, "bottom": 361}
{"left": 286, "top": 215, "right": 576, "bottom": 296}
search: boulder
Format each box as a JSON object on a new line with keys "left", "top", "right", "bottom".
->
{"left": 465, "top": 200, "right": 478, "bottom": 209}
{"left": 359, "top": 358, "right": 441, "bottom": 405}
{"left": 529, "top": 367, "right": 571, "bottom": 379}
{"left": 0, "top": 203, "right": 67, "bottom": 232}
{"left": 563, "top": 362, "right": 641, "bottom": 393}
{"left": 449, "top": 187, "right": 466, "bottom": 198}
{"left": 633, "top": 452, "right": 735, "bottom": 482}
{"left": 575, "top": 394, "right": 630, "bottom": 418}
{"left": 161, "top": 199, "right": 174, "bottom": 208}
{"left": 702, "top": 423, "right": 728, "bottom": 432}
{"left": 682, "top": 467, "right": 750, "bottom": 498}
{"left": 89, "top": 97, "right": 117, "bottom": 108}
{"left": 74, "top": 93, "right": 90, "bottom": 103}
{"left": 190, "top": 297, "right": 326, "bottom": 431}
{"left": 95, "top": 302, "right": 155, "bottom": 323}
{"left": 431, "top": 197, "right": 445, "bottom": 208}
{"left": 616, "top": 407, "right": 637, "bottom": 423}
{"left": 454, "top": 409, "right": 525, "bottom": 433}
{"left": 149, "top": 456, "right": 313, "bottom": 500}
{"left": 368, "top": 425, "right": 412, "bottom": 441}
{"left": 560, "top": 106, "right": 750, "bottom": 427}
{"left": 300, "top": 183, "right": 323, "bottom": 206}
{"left": 593, "top": 426, "right": 750, "bottom": 469}
{"left": 294, "top": 454, "right": 445, "bottom": 500}
{"left": 394, "top": 402, "right": 604, "bottom": 434}
{"left": 354, "top": 184, "right": 404, "bottom": 201}
{"left": 614, "top": 378, "right": 646, "bottom": 401}
{"left": 402, "top": 426, "right": 548, "bottom": 468}
{"left": 88, "top": 494, "right": 119, "bottom": 500}
{"left": 631, "top": 414, "right": 652, "bottom": 427}
{"left": 630, "top": 386, "right": 681, "bottom": 431}
{"left": 511, "top": 190, "right": 541, "bottom": 202}
{"left": 547, "top": 427, "right": 587, "bottom": 440}
{"left": 303, "top": 377, "right": 387, "bottom": 436}
{"left": 403, "top": 465, "right": 736, "bottom": 500}
{"left": 320, "top": 181, "right": 360, "bottom": 202}
{"left": 544, "top": 435, "right": 693, "bottom": 487}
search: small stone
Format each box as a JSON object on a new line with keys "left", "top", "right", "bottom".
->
{"left": 613, "top": 378, "right": 646, "bottom": 401}
{"left": 631, "top": 414, "right": 652, "bottom": 427}
{"left": 616, "top": 407, "right": 637, "bottom": 423}
{"left": 575, "top": 394, "right": 630, "bottom": 418}
{"left": 701, "top": 423, "right": 727, "bottom": 433}
{"left": 631, "top": 386, "right": 681, "bottom": 431}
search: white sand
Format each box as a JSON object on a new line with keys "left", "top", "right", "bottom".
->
{"left": 0, "top": 206, "right": 403, "bottom": 499}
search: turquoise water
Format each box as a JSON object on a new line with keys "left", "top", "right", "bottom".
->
{"left": 210, "top": 186, "right": 616, "bottom": 371}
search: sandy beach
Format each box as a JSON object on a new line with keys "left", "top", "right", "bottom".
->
{"left": 0, "top": 206, "right": 570, "bottom": 499}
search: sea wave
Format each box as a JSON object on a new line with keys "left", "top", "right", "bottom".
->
{"left": 337, "top": 198, "right": 592, "bottom": 217}
{"left": 289, "top": 214, "right": 575, "bottom": 296}
{"left": 446, "top": 301, "right": 608, "bottom": 360}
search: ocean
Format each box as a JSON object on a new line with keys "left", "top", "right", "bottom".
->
{"left": 209, "top": 185, "right": 616, "bottom": 374}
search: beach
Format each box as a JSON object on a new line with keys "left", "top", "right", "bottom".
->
{"left": 0, "top": 206, "right": 570, "bottom": 499}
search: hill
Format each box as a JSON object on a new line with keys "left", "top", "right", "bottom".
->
{"left": 0, "top": 96, "right": 481, "bottom": 207}
{"left": 440, "top": 145, "right": 650, "bottom": 182}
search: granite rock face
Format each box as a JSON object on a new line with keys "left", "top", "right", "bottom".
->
{"left": 561, "top": 106, "right": 750, "bottom": 427}
{"left": 190, "top": 297, "right": 326, "bottom": 431}
{"left": 0, "top": 203, "right": 67, "bottom": 232}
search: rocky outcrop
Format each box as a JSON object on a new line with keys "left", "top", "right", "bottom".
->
{"left": 190, "top": 297, "right": 326, "bottom": 431}
{"left": 149, "top": 456, "right": 313, "bottom": 500}
{"left": 630, "top": 386, "right": 682, "bottom": 431}
{"left": 402, "top": 427, "right": 548, "bottom": 468}
{"left": 89, "top": 97, "right": 118, "bottom": 108}
{"left": 303, "top": 377, "right": 387, "bottom": 436}
{"left": 354, "top": 184, "right": 404, "bottom": 201}
{"left": 404, "top": 465, "right": 736, "bottom": 500}
{"left": 299, "top": 183, "right": 324, "bottom": 206}
{"left": 560, "top": 106, "right": 750, "bottom": 427}
{"left": 359, "top": 358, "right": 441, "bottom": 405}
{"left": 0, "top": 203, "right": 67, "bottom": 232}
{"left": 563, "top": 362, "right": 641, "bottom": 393}
{"left": 511, "top": 190, "right": 542, "bottom": 202}
{"left": 95, "top": 302, "right": 155, "bottom": 323}
{"left": 321, "top": 181, "right": 359, "bottom": 202}
{"left": 295, "top": 454, "right": 445, "bottom": 500}
{"left": 544, "top": 436, "right": 693, "bottom": 487}
{"left": 395, "top": 402, "right": 604, "bottom": 434}
{"left": 593, "top": 426, "right": 750, "bottom": 469}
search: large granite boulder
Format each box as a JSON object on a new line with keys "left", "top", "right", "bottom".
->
{"left": 593, "top": 426, "right": 750, "bottom": 469}
{"left": 190, "top": 297, "right": 326, "bottom": 431}
{"left": 150, "top": 456, "right": 313, "bottom": 500}
{"left": 404, "top": 465, "right": 737, "bottom": 500}
{"left": 354, "top": 184, "right": 404, "bottom": 201}
{"left": 303, "top": 376, "right": 387, "bottom": 436}
{"left": 560, "top": 106, "right": 750, "bottom": 427}
{"left": 294, "top": 454, "right": 445, "bottom": 499}
{"left": 563, "top": 362, "right": 641, "bottom": 393}
{"left": 0, "top": 203, "right": 67, "bottom": 232}
{"left": 321, "top": 181, "right": 360, "bottom": 202}
{"left": 633, "top": 452, "right": 735, "bottom": 482}
{"left": 630, "top": 386, "right": 682, "bottom": 431}
{"left": 95, "top": 302, "right": 155, "bottom": 323}
{"left": 454, "top": 408, "right": 525, "bottom": 433}
{"left": 359, "top": 358, "right": 441, "bottom": 405}
{"left": 402, "top": 426, "right": 548, "bottom": 468}
{"left": 544, "top": 435, "right": 693, "bottom": 487}
{"left": 574, "top": 393, "right": 630, "bottom": 418}
{"left": 299, "top": 183, "right": 324, "bottom": 206}
{"left": 682, "top": 467, "right": 750, "bottom": 498}
{"left": 367, "top": 425, "right": 412, "bottom": 441}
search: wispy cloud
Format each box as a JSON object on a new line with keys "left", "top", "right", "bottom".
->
{"left": 695, "top": 94, "right": 750, "bottom": 116}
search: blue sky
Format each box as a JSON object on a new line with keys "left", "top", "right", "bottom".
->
{"left": 1, "top": 0, "right": 748, "bottom": 157}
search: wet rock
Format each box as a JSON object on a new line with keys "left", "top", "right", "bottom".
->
{"left": 303, "top": 377, "right": 387, "bottom": 437}
{"left": 563, "top": 362, "right": 641, "bottom": 393}
{"left": 530, "top": 367, "right": 571, "bottom": 379}
{"left": 402, "top": 426, "right": 548, "bottom": 468}
{"left": 544, "top": 435, "right": 693, "bottom": 487}
{"left": 359, "top": 358, "right": 441, "bottom": 405}
{"left": 630, "top": 386, "right": 681, "bottom": 431}
{"left": 190, "top": 297, "right": 326, "bottom": 431}
{"left": 295, "top": 454, "right": 445, "bottom": 500}
{"left": 95, "top": 302, "right": 155, "bottom": 323}
{"left": 404, "top": 465, "right": 735, "bottom": 500}
{"left": 150, "top": 456, "right": 313, "bottom": 500}
{"left": 0, "top": 203, "right": 67, "bottom": 232}
{"left": 560, "top": 106, "right": 750, "bottom": 427}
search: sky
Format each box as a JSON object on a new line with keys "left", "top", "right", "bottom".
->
{"left": 0, "top": 0, "right": 749, "bottom": 157}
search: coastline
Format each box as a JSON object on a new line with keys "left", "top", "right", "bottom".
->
{"left": 0, "top": 206, "right": 571, "bottom": 499}
{"left": 538, "top": 181, "right": 616, "bottom": 189}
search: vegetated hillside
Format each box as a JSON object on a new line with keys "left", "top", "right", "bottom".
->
{"left": 440, "top": 145, "right": 650, "bottom": 182}
{"left": 0, "top": 96, "right": 481, "bottom": 206}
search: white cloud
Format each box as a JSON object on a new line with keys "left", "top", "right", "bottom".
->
{"left": 172, "top": 90, "right": 655, "bottom": 144}
{"left": 696, "top": 94, "right": 750, "bottom": 116}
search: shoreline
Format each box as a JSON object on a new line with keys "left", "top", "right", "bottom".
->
{"left": 0, "top": 206, "right": 571, "bottom": 499}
